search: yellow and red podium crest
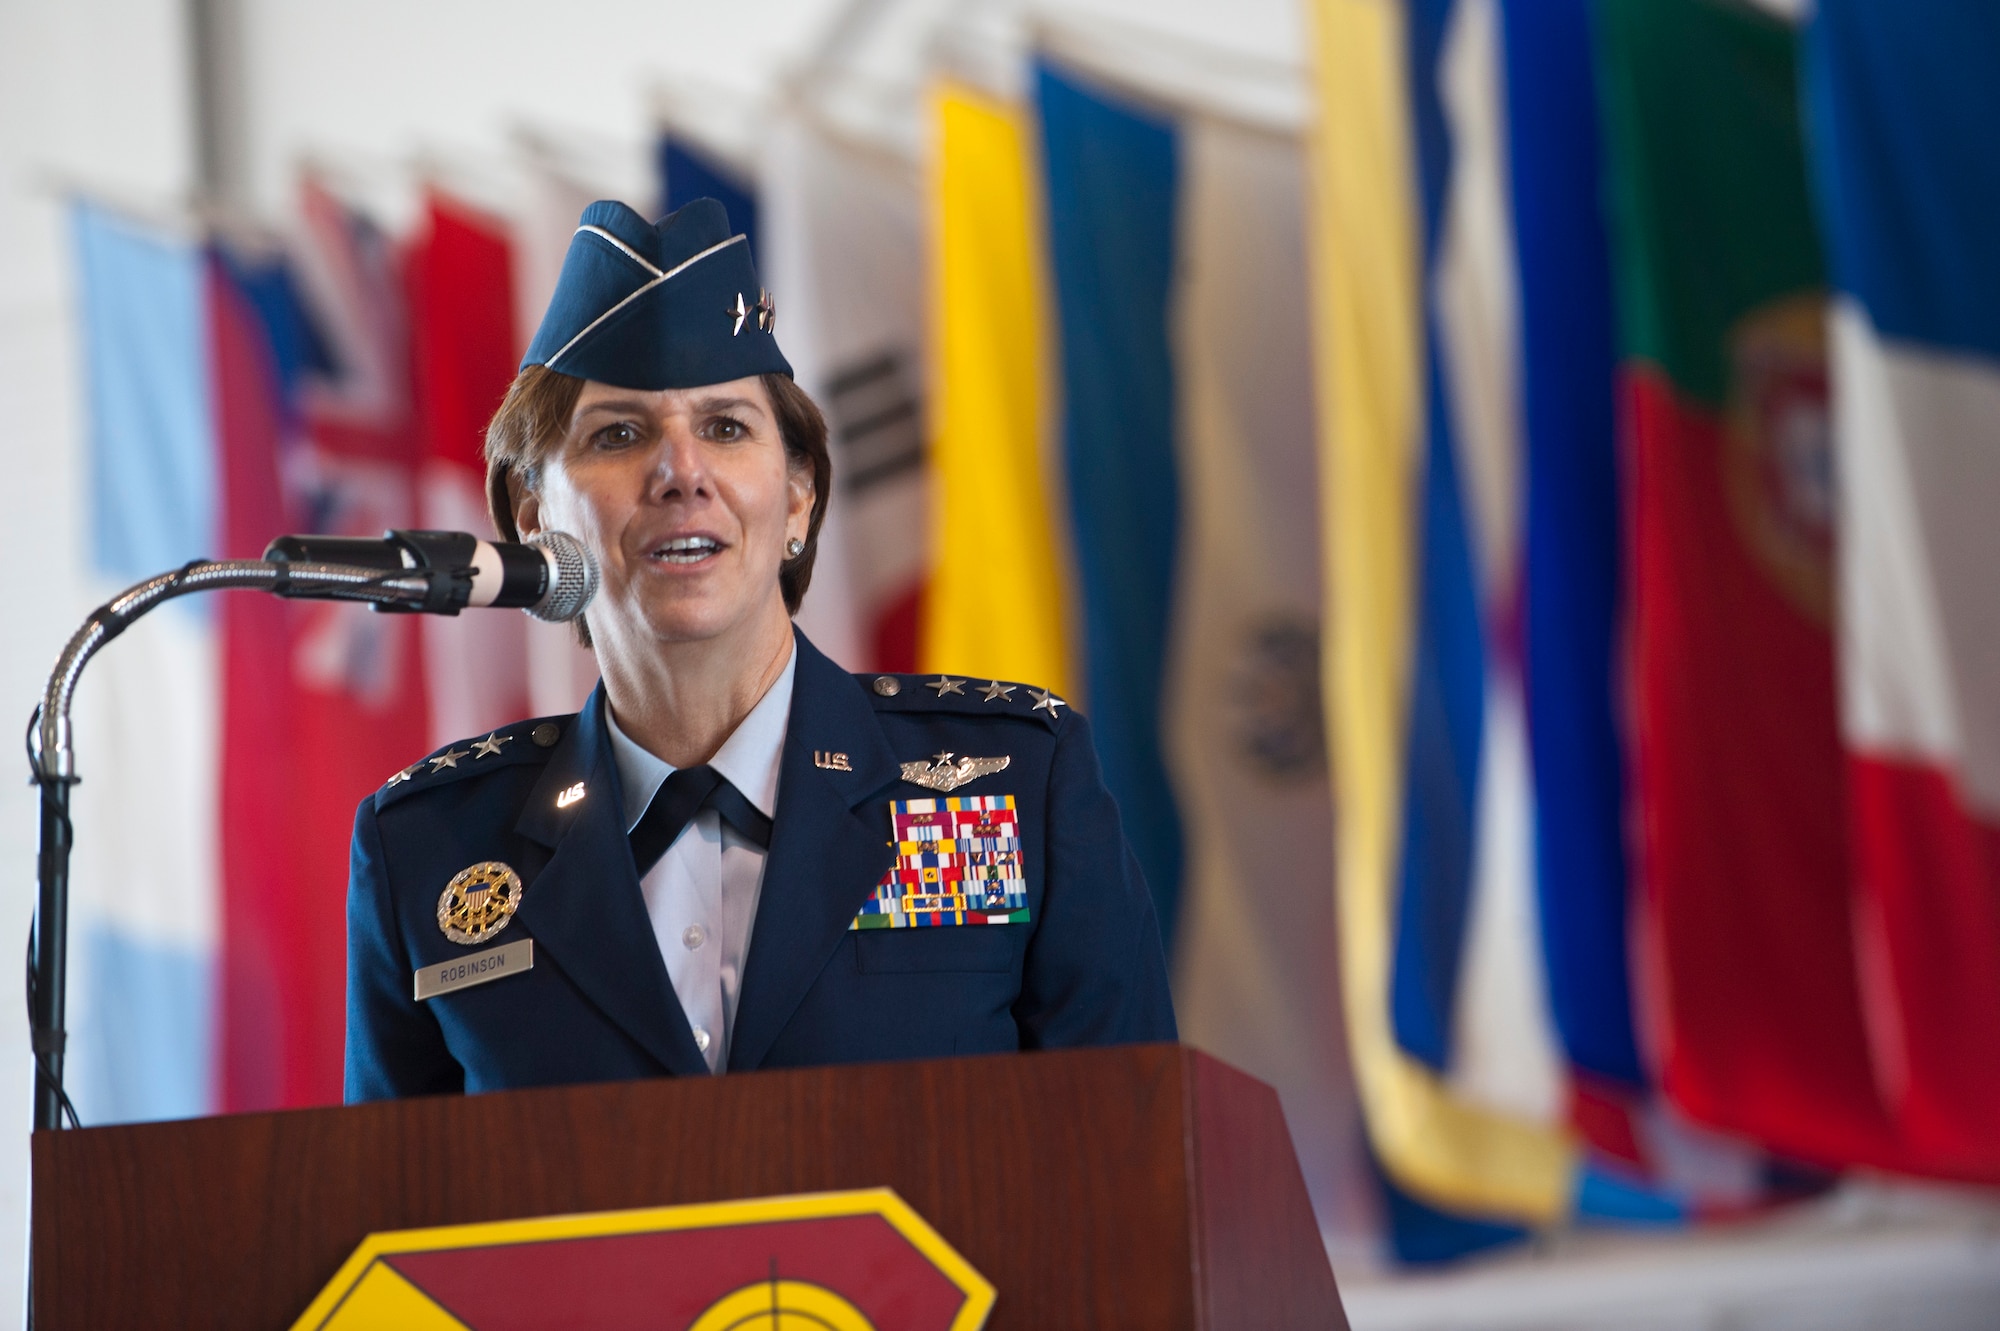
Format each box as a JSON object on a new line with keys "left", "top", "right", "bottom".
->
{"left": 291, "top": 1188, "right": 994, "bottom": 1330}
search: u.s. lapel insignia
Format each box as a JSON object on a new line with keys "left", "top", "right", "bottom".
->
{"left": 437, "top": 861, "right": 526, "bottom": 945}
{"left": 815, "top": 750, "right": 853, "bottom": 771}
{"left": 900, "top": 752, "right": 1010, "bottom": 793}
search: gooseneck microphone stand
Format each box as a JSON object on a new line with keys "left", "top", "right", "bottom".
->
{"left": 24, "top": 530, "right": 592, "bottom": 1328}
{"left": 27, "top": 558, "right": 433, "bottom": 1133}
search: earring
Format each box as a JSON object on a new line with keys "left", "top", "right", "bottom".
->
{"left": 786, "top": 538, "right": 805, "bottom": 559}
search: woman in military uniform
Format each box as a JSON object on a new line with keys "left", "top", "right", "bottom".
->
{"left": 344, "top": 198, "right": 1175, "bottom": 1100}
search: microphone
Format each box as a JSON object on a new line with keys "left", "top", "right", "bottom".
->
{"left": 261, "top": 529, "right": 599, "bottom": 622}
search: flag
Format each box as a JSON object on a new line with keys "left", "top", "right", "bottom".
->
{"left": 68, "top": 202, "right": 343, "bottom": 1121}
{"left": 1035, "top": 61, "right": 1186, "bottom": 953}
{"left": 1499, "top": 0, "right": 1773, "bottom": 1216}
{"left": 226, "top": 178, "right": 430, "bottom": 1111}
{"left": 1307, "top": 0, "right": 1575, "bottom": 1226}
{"left": 1501, "top": 0, "right": 1639, "bottom": 1101}
{"left": 1389, "top": 0, "right": 1568, "bottom": 1137}
{"left": 408, "top": 191, "right": 533, "bottom": 744}
{"left": 912, "top": 47, "right": 1377, "bottom": 1246}
{"left": 67, "top": 202, "right": 221, "bottom": 1123}
{"left": 1805, "top": 0, "right": 2000, "bottom": 1181}
{"left": 763, "top": 113, "right": 930, "bottom": 672}
{"left": 1402, "top": 0, "right": 1774, "bottom": 1239}
{"left": 1121, "top": 75, "right": 1374, "bottom": 1246}
{"left": 1593, "top": 0, "right": 1902, "bottom": 1169}
{"left": 214, "top": 240, "right": 335, "bottom": 1115}
{"left": 659, "top": 134, "right": 759, "bottom": 254}
{"left": 512, "top": 150, "right": 602, "bottom": 717}
{"left": 919, "top": 83, "right": 1072, "bottom": 696}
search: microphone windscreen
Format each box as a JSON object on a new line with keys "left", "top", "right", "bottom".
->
{"left": 524, "top": 531, "right": 599, "bottom": 623}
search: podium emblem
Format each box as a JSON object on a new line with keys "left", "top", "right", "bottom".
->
{"left": 436, "top": 861, "right": 525, "bottom": 945}
{"left": 290, "top": 1188, "right": 994, "bottom": 1330}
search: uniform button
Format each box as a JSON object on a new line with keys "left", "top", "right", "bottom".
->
{"left": 530, "top": 722, "right": 561, "bottom": 748}
{"left": 692, "top": 1026, "right": 711, "bottom": 1053}
{"left": 873, "top": 675, "right": 900, "bottom": 697}
{"left": 682, "top": 924, "right": 707, "bottom": 950}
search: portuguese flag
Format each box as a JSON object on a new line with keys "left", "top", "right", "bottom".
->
{"left": 1594, "top": 0, "right": 1905, "bottom": 1169}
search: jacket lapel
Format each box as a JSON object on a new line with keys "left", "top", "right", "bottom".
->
{"left": 514, "top": 687, "right": 711, "bottom": 1078}
{"left": 728, "top": 632, "right": 901, "bottom": 1070}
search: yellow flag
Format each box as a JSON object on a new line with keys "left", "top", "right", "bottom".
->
{"left": 1307, "top": 0, "right": 1575, "bottom": 1223}
{"left": 919, "top": 83, "right": 1072, "bottom": 696}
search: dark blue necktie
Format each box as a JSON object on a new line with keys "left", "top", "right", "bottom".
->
{"left": 628, "top": 765, "right": 773, "bottom": 879}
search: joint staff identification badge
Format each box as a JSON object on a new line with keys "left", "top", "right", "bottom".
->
{"left": 438, "top": 861, "right": 526, "bottom": 945}
{"left": 851, "top": 797, "right": 1029, "bottom": 930}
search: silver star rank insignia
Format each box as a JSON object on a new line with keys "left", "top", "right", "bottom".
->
{"left": 385, "top": 763, "right": 421, "bottom": 788}
{"left": 900, "top": 752, "right": 1011, "bottom": 793}
{"left": 470, "top": 732, "right": 512, "bottom": 759}
{"left": 1029, "top": 688, "right": 1066, "bottom": 718}
{"left": 755, "top": 287, "right": 776, "bottom": 333}
{"left": 928, "top": 675, "right": 967, "bottom": 697}
{"left": 978, "top": 680, "right": 1017, "bottom": 703}
{"left": 728, "top": 292, "right": 750, "bottom": 335}
{"left": 429, "top": 747, "right": 469, "bottom": 772}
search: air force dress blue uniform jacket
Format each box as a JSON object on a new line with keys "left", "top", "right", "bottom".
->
{"left": 345, "top": 631, "right": 1177, "bottom": 1100}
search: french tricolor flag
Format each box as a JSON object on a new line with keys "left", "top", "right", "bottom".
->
{"left": 1807, "top": 0, "right": 2000, "bottom": 1182}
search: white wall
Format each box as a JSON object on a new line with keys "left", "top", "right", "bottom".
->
{"left": 0, "top": 0, "right": 200, "bottom": 1315}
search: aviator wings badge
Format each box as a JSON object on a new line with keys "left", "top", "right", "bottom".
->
{"left": 900, "top": 752, "right": 1010, "bottom": 793}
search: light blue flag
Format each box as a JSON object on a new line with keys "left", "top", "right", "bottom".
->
{"left": 68, "top": 202, "right": 220, "bottom": 1124}
{"left": 74, "top": 202, "right": 215, "bottom": 584}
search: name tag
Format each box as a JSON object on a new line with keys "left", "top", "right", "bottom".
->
{"left": 415, "top": 939, "right": 533, "bottom": 1001}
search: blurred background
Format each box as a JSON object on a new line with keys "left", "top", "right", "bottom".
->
{"left": 4, "top": 0, "right": 2000, "bottom": 1325}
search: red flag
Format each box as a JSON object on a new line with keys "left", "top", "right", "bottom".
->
{"left": 210, "top": 255, "right": 303, "bottom": 1112}
{"left": 408, "top": 192, "right": 532, "bottom": 745}
{"left": 220, "top": 180, "right": 431, "bottom": 1111}
{"left": 1809, "top": 0, "right": 2000, "bottom": 1181}
{"left": 1597, "top": 0, "right": 1913, "bottom": 1171}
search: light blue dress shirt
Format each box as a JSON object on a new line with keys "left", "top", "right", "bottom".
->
{"left": 603, "top": 643, "right": 796, "bottom": 1072}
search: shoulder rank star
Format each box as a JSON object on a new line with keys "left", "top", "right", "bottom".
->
{"left": 429, "top": 747, "right": 469, "bottom": 771}
{"left": 927, "top": 675, "right": 966, "bottom": 697}
{"left": 900, "top": 751, "right": 1011, "bottom": 793}
{"left": 470, "top": 731, "right": 512, "bottom": 759}
{"left": 385, "top": 763, "right": 422, "bottom": 788}
{"left": 1028, "top": 688, "right": 1066, "bottom": 718}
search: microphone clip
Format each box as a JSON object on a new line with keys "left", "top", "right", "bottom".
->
{"left": 263, "top": 529, "right": 478, "bottom": 615}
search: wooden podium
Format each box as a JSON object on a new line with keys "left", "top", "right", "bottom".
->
{"left": 31, "top": 1043, "right": 1346, "bottom": 1328}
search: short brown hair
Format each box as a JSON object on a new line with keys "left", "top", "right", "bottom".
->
{"left": 483, "top": 366, "right": 832, "bottom": 621}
